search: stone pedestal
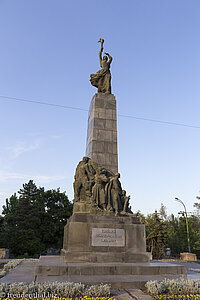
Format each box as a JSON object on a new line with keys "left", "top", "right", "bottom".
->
{"left": 86, "top": 93, "right": 118, "bottom": 174}
{"left": 180, "top": 252, "right": 197, "bottom": 262}
{"left": 61, "top": 214, "right": 149, "bottom": 263}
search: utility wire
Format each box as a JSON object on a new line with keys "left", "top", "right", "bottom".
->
{"left": 0, "top": 95, "right": 200, "bottom": 129}
{"left": 118, "top": 113, "right": 200, "bottom": 129}
{"left": 0, "top": 95, "right": 88, "bottom": 112}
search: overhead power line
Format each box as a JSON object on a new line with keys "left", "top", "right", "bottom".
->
{"left": 118, "top": 113, "right": 200, "bottom": 129}
{"left": 0, "top": 95, "right": 200, "bottom": 129}
{"left": 0, "top": 95, "right": 88, "bottom": 112}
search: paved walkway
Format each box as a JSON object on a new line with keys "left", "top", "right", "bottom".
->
{"left": 154, "top": 260, "right": 200, "bottom": 279}
{"left": 0, "top": 260, "right": 155, "bottom": 299}
{"left": 2, "top": 259, "right": 200, "bottom": 299}
{"left": 0, "top": 261, "right": 36, "bottom": 283}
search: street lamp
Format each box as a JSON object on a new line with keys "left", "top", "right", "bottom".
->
{"left": 175, "top": 197, "right": 191, "bottom": 253}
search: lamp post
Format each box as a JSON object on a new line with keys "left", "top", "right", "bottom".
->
{"left": 175, "top": 197, "right": 191, "bottom": 253}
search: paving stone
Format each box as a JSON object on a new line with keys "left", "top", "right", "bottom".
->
{"left": 128, "top": 289, "right": 155, "bottom": 300}
{"left": 0, "top": 261, "right": 37, "bottom": 283}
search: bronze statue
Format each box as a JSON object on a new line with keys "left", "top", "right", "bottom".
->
{"left": 73, "top": 156, "right": 96, "bottom": 203}
{"left": 92, "top": 168, "right": 108, "bottom": 210}
{"left": 121, "top": 190, "right": 132, "bottom": 215}
{"left": 105, "top": 173, "right": 123, "bottom": 216}
{"left": 90, "top": 38, "right": 112, "bottom": 94}
{"left": 73, "top": 157, "right": 132, "bottom": 216}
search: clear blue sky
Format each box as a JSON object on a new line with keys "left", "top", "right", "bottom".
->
{"left": 0, "top": 0, "right": 200, "bottom": 216}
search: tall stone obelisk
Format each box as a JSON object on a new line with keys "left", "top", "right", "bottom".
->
{"left": 86, "top": 38, "right": 118, "bottom": 174}
{"left": 85, "top": 93, "right": 118, "bottom": 174}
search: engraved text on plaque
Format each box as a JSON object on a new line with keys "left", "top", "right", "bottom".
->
{"left": 92, "top": 228, "right": 125, "bottom": 247}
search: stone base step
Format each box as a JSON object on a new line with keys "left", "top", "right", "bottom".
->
{"left": 35, "top": 256, "right": 186, "bottom": 289}
{"left": 61, "top": 249, "right": 150, "bottom": 263}
{"left": 35, "top": 274, "right": 186, "bottom": 290}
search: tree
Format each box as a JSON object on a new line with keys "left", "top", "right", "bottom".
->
{"left": 1, "top": 180, "right": 73, "bottom": 257}
{"left": 194, "top": 197, "right": 200, "bottom": 216}
{"left": 159, "top": 203, "right": 167, "bottom": 220}
{"left": 167, "top": 213, "right": 184, "bottom": 256}
{"left": 166, "top": 211, "right": 200, "bottom": 257}
{"left": 0, "top": 215, "right": 5, "bottom": 246}
{"left": 39, "top": 187, "right": 73, "bottom": 249}
{"left": 192, "top": 197, "right": 200, "bottom": 256}
{"left": 145, "top": 210, "right": 168, "bottom": 259}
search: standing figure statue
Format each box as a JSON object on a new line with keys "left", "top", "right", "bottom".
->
{"left": 73, "top": 156, "right": 96, "bottom": 203}
{"left": 90, "top": 38, "right": 112, "bottom": 94}
{"left": 92, "top": 168, "right": 109, "bottom": 210}
{"left": 106, "top": 173, "right": 123, "bottom": 216}
{"left": 121, "top": 190, "right": 132, "bottom": 215}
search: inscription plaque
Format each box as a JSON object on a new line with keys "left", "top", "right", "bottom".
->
{"left": 92, "top": 228, "right": 125, "bottom": 247}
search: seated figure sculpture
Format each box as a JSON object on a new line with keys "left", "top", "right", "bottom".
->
{"left": 73, "top": 157, "right": 132, "bottom": 216}
{"left": 90, "top": 38, "right": 112, "bottom": 94}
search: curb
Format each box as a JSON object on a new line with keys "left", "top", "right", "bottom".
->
{"left": 111, "top": 289, "right": 154, "bottom": 300}
{"left": 127, "top": 289, "right": 154, "bottom": 300}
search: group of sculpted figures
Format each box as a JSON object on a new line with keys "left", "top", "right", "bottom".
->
{"left": 90, "top": 38, "right": 112, "bottom": 94}
{"left": 74, "top": 157, "right": 132, "bottom": 216}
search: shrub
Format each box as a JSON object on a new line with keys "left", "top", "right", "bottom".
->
{"left": 146, "top": 278, "right": 200, "bottom": 296}
{"left": 0, "top": 281, "right": 111, "bottom": 298}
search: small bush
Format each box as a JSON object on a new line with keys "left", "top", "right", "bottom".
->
{"left": 146, "top": 278, "right": 200, "bottom": 296}
{"left": 0, "top": 281, "right": 111, "bottom": 298}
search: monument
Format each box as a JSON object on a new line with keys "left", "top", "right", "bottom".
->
{"left": 86, "top": 38, "right": 117, "bottom": 174}
{"left": 35, "top": 39, "right": 186, "bottom": 288}
{"left": 61, "top": 38, "right": 149, "bottom": 263}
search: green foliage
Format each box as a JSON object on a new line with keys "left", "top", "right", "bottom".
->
{"left": 1, "top": 180, "right": 73, "bottom": 257}
{"left": 167, "top": 214, "right": 187, "bottom": 254}
{"left": 145, "top": 210, "right": 168, "bottom": 259}
{"left": 136, "top": 200, "right": 200, "bottom": 259}
{"left": 166, "top": 213, "right": 200, "bottom": 256}
{"left": 141, "top": 200, "right": 200, "bottom": 258}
